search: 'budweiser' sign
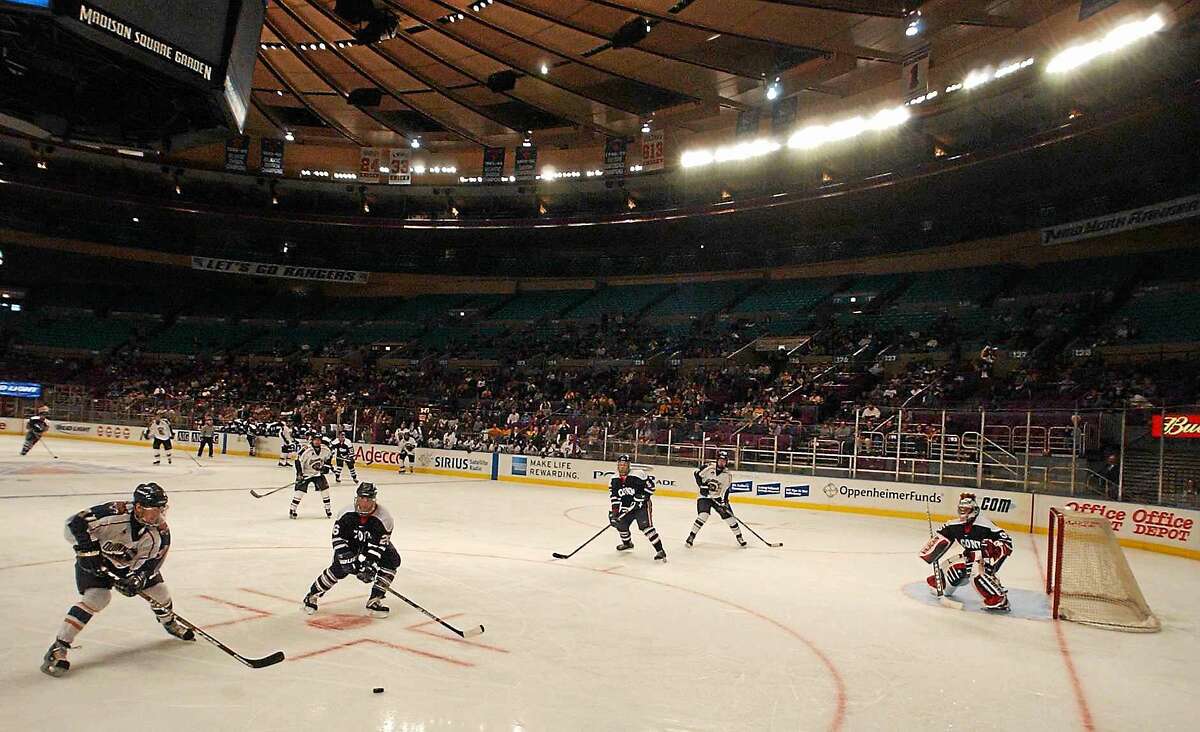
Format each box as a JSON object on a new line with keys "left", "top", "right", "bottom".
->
{"left": 1151, "top": 414, "right": 1200, "bottom": 438}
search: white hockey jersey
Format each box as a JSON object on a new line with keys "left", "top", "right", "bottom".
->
{"left": 149, "top": 418, "right": 174, "bottom": 441}
{"left": 694, "top": 463, "right": 733, "bottom": 501}
{"left": 296, "top": 444, "right": 332, "bottom": 478}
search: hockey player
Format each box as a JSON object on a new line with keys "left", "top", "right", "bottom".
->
{"left": 302, "top": 483, "right": 399, "bottom": 618}
{"left": 278, "top": 420, "right": 297, "bottom": 468}
{"left": 20, "top": 405, "right": 50, "bottom": 455}
{"left": 41, "top": 482, "right": 194, "bottom": 677}
{"left": 686, "top": 451, "right": 747, "bottom": 548}
{"left": 330, "top": 432, "right": 358, "bottom": 484}
{"left": 245, "top": 419, "right": 259, "bottom": 457}
{"left": 395, "top": 425, "right": 417, "bottom": 474}
{"left": 290, "top": 434, "right": 334, "bottom": 519}
{"left": 609, "top": 454, "right": 667, "bottom": 561}
{"left": 919, "top": 492, "right": 1014, "bottom": 612}
{"left": 145, "top": 411, "right": 174, "bottom": 465}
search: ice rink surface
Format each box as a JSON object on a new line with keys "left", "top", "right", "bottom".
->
{"left": 1, "top": 436, "right": 1196, "bottom": 731}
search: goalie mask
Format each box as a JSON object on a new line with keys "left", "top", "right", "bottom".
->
{"left": 957, "top": 493, "right": 980, "bottom": 524}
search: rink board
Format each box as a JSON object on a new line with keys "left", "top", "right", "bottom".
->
{"left": 7, "top": 418, "right": 1197, "bottom": 559}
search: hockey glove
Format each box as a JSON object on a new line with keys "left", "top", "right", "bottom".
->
{"left": 609, "top": 510, "right": 622, "bottom": 528}
{"left": 982, "top": 539, "right": 1009, "bottom": 560}
{"left": 336, "top": 551, "right": 358, "bottom": 573}
{"left": 114, "top": 572, "right": 148, "bottom": 598}
{"left": 74, "top": 545, "right": 103, "bottom": 575}
{"left": 356, "top": 563, "right": 378, "bottom": 584}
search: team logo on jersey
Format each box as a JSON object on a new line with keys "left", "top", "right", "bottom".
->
{"left": 784, "top": 485, "right": 810, "bottom": 498}
{"left": 756, "top": 482, "right": 780, "bottom": 496}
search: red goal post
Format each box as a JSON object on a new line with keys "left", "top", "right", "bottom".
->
{"left": 1046, "top": 508, "right": 1160, "bottom": 632}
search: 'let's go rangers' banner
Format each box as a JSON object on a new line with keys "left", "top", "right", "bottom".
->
{"left": 1041, "top": 193, "right": 1200, "bottom": 245}
{"left": 191, "top": 257, "right": 369, "bottom": 284}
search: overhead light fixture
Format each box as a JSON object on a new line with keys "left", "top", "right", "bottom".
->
{"left": 131, "top": 217, "right": 139, "bottom": 223}
{"left": 540, "top": 62, "right": 549, "bottom": 75}
{"left": 411, "top": 138, "right": 421, "bottom": 149}
{"left": 766, "top": 78, "right": 781, "bottom": 101}
{"left": 275, "top": 89, "right": 283, "bottom": 96}
{"left": 1046, "top": 13, "right": 1164, "bottom": 75}
{"left": 905, "top": 11, "right": 922, "bottom": 38}
{"left": 284, "top": 131, "right": 295, "bottom": 141}
{"left": 641, "top": 120, "right": 651, "bottom": 133}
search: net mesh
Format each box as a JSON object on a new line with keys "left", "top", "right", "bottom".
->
{"left": 1050, "top": 510, "right": 1160, "bottom": 632}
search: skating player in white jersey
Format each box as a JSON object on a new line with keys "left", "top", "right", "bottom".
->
{"left": 290, "top": 434, "right": 334, "bottom": 519}
{"left": 145, "top": 412, "right": 174, "bottom": 465}
{"left": 686, "top": 451, "right": 747, "bottom": 547}
{"left": 20, "top": 405, "right": 50, "bottom": 455}
{"left": 278, "top": 421, "right": 297, "bottom": 468}
{"left": 919, "top": 492, "right": 1014, "bottom": 611}
{"left": 303, "top": 483, "right": 399, "bottom": 618}
{"left": 395, "top": 426, "right": 417, "bottom": 474}
{"left": 41, "top": 482, "right": 194, "bottom": 677}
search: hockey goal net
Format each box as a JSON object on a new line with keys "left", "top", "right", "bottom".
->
{"left": 1046, "top": 508, "right": 1160, "bottom": 632}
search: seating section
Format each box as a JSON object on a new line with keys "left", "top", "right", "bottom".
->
{"left": 144, "top": 319, "right": 259, "bottom": 355}
{"left": 565, "top": 284, "right": 672, "bottom": 318}
{"left": 895, "top": 267, "right": 1008, "bottom": 307}
{"left": 646, "top": 281, "right": 750, "bottom": 318}
{"left": 730, "top": 277, "right": 842, "bottom": 315}
{"left": 13, "top": 313, "right": 138, "bottom": 352}
{"left": 1006, "top": 256, "right": 1134, "bottom": 298}
{"left": 377, "top": 294, "right": 477, "bottom": 322}
{"left": 1111, "top": 289, "right": 1200, "bottom": 344}
{"left": 487, "top": 290, "right": 591, "bottom": 321}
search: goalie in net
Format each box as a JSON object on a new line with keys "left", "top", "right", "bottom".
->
{"left": 1046, "top": 508, "right": 1161, "bottom": 632}
{"left": 920, "top": 493, "right": 1014, "bottom": 612}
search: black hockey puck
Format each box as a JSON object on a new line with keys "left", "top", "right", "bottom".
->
{"left": 373, "top": 687, "right": 384, "bottom": 694}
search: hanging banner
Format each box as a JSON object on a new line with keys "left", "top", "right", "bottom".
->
{"left": 359, "top": 147, "right": 382, "bottom": 184}
{"left": 224, "top": 135, "right": 249, "bottom": 172}
{"left": 1041, "top": 193, "right": 1200, "bottom": 245}
{"left": 515, "top": 145, "right": 538, "bottom": 182}
{"left": 191, "top": 256, "right": 369, "bottom": 284}
{"left": 482, "top": 146, "right": 506, "bottom": 182}
{"left": 736, "top": 108, "right": 761, "bottom": 138}
{"left": 771, "top": 97, "right": 798, "bottom": 135}
{"left": 640, "top": 130, "right": 664, "bottom": 171}
{"left": 902, "top": 47, "right": 930, "bottom": 100}
{"left": 260, "top": 137, "right": 284, "bottom": 176}
{"left": 603, "top": 138, "right": 627, "bottom": 177}
{"left": 388, "top": 148, "right": 411, "bottom": 185}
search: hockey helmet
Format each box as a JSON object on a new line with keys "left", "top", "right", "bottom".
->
{"left": 37, "top": 405, "right": 50, "bottom": 415}
{"left": 133, "top": 482, "right": 168, "bottom": 507}
{"left": 957, "top": 493, "right": 980, "bottom": 523}
{"left": 716, "top": 450, "right": 729, "bottom": 468}
{"left": 616, "top": 454, "right": 631, "bottom": 476}
{"left": 355, "top": 482, "right": 378, "bottom": 514}
{"left": 132, "top": 482, "right": 168, "bottom": 525}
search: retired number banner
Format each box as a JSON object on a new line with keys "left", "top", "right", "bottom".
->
{"left": 192, "top": 257, "right": 369, "bottom": 284}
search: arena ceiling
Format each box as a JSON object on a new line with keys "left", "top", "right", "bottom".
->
{"left": 248, "top": 0, "right": 1051, "bottom": 149}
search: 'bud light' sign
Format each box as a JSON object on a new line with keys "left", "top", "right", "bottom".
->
{"left": 0, "top": 381, "right": 42, "bottom": 398}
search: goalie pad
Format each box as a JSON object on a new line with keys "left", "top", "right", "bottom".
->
{"left": 919, "top": 534, "right": 951, "bottom": 564}
{"left": 973, "top": 572, "right": 1008, "bottom": 608}
{"left": 926, "top": 561, "right": 970, "bottom": 596}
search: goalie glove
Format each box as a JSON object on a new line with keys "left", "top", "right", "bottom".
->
{"left": 919, "top": 534, "right": 951, "bottom": 564}
{"left": 982, "top": 539, "right": 1010, "bottom": 560}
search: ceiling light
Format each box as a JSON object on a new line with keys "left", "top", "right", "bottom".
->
{"left": 131, "top": 217, "right": 139, "bottom": 223}
{"left": 766, "top": 78, "right": 781, "bottom": 101}
{"left": 318, "top": 43, "right": 326, "bottom": 50}
{"left": 411, "top": 138, "right": 421, "bottom": 149}
{"left": 540, "top": 63, "right": 549, "bottom": 75}
{"left": 276, "top": 89, "right": 283, "bottom": 96}
{"left": 284, "top": 131, "right": 295, "bottom": 141}
{"left": 641, "top": 120, "right": 651, "bottom": 133}
{"left": 905, "top": 20, "right": 921, "bottom": 37}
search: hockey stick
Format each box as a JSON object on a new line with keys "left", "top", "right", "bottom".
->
{"left": 731, "top": 511, "right": 782, "bottom": 548}
{"left": 383, "top": 586, "right": 484, "bottom": 638}
{"left": 188, "top": 453, "right": 206, "bottom": 469}
{"left": 101, "top": 572, "right": 284, "bottom": 668}
{"left": 551, "top": 524, "right": 610, "bottom": 560}
{"left": 40, "top": 439, "right": 59, "bottom": 460}
{"left": 926, "top": 507, "right": 963, "bottom": 610}
{"left": 250, "top": 481, "right": 294, "bottom": 499}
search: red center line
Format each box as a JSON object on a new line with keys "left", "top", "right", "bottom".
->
{"left": 1027, "top": 535, "right": 1095, "bottom": 731}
